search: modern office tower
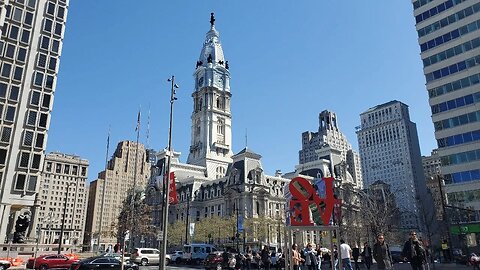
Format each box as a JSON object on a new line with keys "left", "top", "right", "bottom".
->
{"left": 412, "top": 0, "right": 480, "bottom": 212}
{"left": 299, "top": 110, "right": 363, "bottom": 187}
{"left": 357, "top": 100, "right": 427, "bottom": 230}
{"left": 34, "top": 152, "right": 88, "bottom": 251}
{"left": 0, "top": 0, "right": 69, "bottom": 242}
{"left": 422, "top": 150, "right": 445, "bottom": 220}
{"left": 84, "top": 141, "right": 151, "bottom": 251}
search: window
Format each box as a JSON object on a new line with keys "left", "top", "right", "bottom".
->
{"left": 12, "top": 8, "right": 22, "bottom": 22}
{"left": 1, "top": 63, "right": 12, "bottom": 78}
{"left": 44, "top": 19, "right": 53, "bottom": 32}
{"left": 48, "top": 57, "right": 56, "bottom": 71}
{"left": 23, "top": 131, "right": 34, "bottom": 146}
{"left": 42, "top": 94, "right": 51, "bottom": 108}
{"left": 34, "top": 72, "right": 44, "bottom": 86}
{"left": 32, "top": 154, "right": 41, "bottom": 169}
{"left": 9, "top": 25, "right": 19, "bottom": 40}
{"left": 17, "top": 47, "right": 26, "bottom": 62}
{"left": 46, "top": 2, "right": 55, "bottom": 15}
{"left": 52, "top": 40, "right": 59, "bottom": 53}
{"left": 46, "top": 162, "right": 52, "bottom": 172}
{"left": 35, "top": 133, "right": 44, "bottom": 148}
{"left": 19, "top": 152, "right": 29, "bottom": 168}
{"left": 1, "top": 127, "right": 12, "bottom": 142}
{"left": 5, "top": 44, "right": 15, "bottom": 58}
{"left": 24, "top": 12, "right": 33, "bottom": 26}
{"left": 56, "top": 163, "right": 61, "bottom": 173}
{"left": 41, "top": 36, "right": 50, "bottom": 50}
{"left": 54, "top": 23, "right": 62, "bottom": 36}
{"left": 21, "top": 29, "right": 30, "bottom": 43}
{"left": 31, "top": 91, "right": 40, "bottom": 105}
{"left": 28, "top": 175, "right": 37, "bottom": 191}
{"left": 64, "top": 165, "right": 70, "bottom": 174}
{"left": 39, "top": 113, "right": 47, "bottom": 128}
{"left": 13, "top": 66, "right": 23, "bottom": 81}
{"left": 27, "top": 0, "right": 36, "bottom": 9}
{"left": 5, "top": 106, "right": 16, "bottom": 121}
{"left": 0, "top": 83, "right": 6, "bottom": 98}
{"left": 9, "top": 86, "right": 19, "bottom": 101}
{"left": 27, "top": 111, "right": 37, "bottom": 126}
{"left": 38, "top": 53, "right": 47, "bottom": 68}
{"left": 57, "top": 6, "right": 65, "bottom": 19}
{"left": 45, "top": 75, "right": 54, "bottom": 88}
{"left": 15, "top": 174, "right": 26, "bottom": 190}
{"left": 0, "top": 148, "right": 7, "bottom": 165}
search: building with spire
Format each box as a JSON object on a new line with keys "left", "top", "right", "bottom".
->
{"left": 146, "top": 14, "right": 289, "bottom": 251}
{"left": 0, "top": 0, "right": 70, "bottom": 243}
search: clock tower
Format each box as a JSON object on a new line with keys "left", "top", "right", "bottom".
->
{"left": 187, "top": 13, "right": 233, "bottom": 178}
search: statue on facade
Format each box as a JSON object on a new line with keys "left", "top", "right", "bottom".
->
{"left": 13, "top": 211, "right": 31, "bottom": 243}
{"left": 207, "top": 54, "right": 213, "bottom": 63}
{"left": 210, "top": 12, "right": 215, "bottom": 27}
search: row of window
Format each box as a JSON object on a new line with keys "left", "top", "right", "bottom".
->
{"left": 19, "top": 151, "right": 42, "bottom": 169}
{"left": 6, "top": 5, "right": 35, "bottom": 28}
{"left": 33, "top": 71, "right": 55, "bottom": 89}
{"left": 423, "top": 37, "right": 480, "bottom": 67}
{"left": 441, "top": 148, "right": 480, "bottom": 166}
{"left": 415, "top": 0, "right": 464, "bottom": 24}
{"left": 420, "top": 19, "right": 480, "bottom": 52}
{"left": 431, "top": 91, "right": 479, "bottom": 114}
{"left": 14, "top": 173, "right": 37, "bottom": 192}
{"left": 1, "top": 63, "right": 23, "bottom": 81}
{"left": 43, "top": 17, "right": 63, "bottom": 37}
{"left": 0, "top": 83, "right": 21, "bottom": 102}
{"left": 1, "top": 41, "right": 28, "bottom": 63}
{"left": 418, "top": 2, "right": 480, "bottom": 38}
{"left": 434, "top": 110, "right": 480, "bottom": 131}
{"left": 11, "top": 0, "right": 37, "bottom": 10}
{"left": 40, "top": 35, "right": 61, "bottom": 54}
{"left": 45, "top": 162, "right": 87, "bottom": 177}
{"left": 412, "top": 0, "right": 435, "bottom": 10}
{"left": 447, "top": 189, "right": 480, "bottom": 204}
{"left": 1, "top": 126, "right": 12, "bottom": 143}
{"left": 426, "top": 54, "right": 480, "bottom": 83}
{"left": 363, "top": 126, "right": 401, "bottom": 147}
{"left": 445, "top": 169, "right": 480, "bottom": 184}
{"left": 429, "top": 73, "right": 480, "bottom": 98}
{"left": 45, "top": 1, "right": 66, "bottom": 21}
{"left": 0, "top": 105, "right": 17, "bottom": 123}
{"left": 2, "top": 23, "right": 31, "bottom": 44}
{"left": 437, "top": 129, "right": 480, "bottom": 148}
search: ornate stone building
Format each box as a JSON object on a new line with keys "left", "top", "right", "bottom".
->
{"left": 146, "top": 14, "right": 289, "bottom": 251}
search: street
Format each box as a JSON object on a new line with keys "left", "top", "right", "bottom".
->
{"left": 138, "top": 263, "right": 471, "bottom": 270}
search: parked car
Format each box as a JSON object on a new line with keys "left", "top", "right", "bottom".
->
{"left": 183, "top": 244, "right": 218, "bottom": 264}
{"left": 130, "top": 248, "right": 170, "bottom": 266}
{"left": 0, "top": 259, "right": 11, "bottom": 270}
{"left": 169, "top": 251, "right": 184, "bottom": 264}
{"left": 70, "top": 257, "right": 138, "bottom": 270}
{"left": 26, "top": 254, "right": 79, "bottom": 270}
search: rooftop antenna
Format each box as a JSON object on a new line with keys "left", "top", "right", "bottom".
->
{"left": 245, "top": 128, "right": 248, "bottom": 149}
{"left": 146, "top": 104, "right": 151, "bottom": 149}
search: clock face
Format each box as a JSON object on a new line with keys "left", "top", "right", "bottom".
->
{"left": 216, "top": 76, "right": 224, "bottom": 87}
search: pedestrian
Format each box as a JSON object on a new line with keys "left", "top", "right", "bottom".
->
{"left": 305, "top": 243, "right": 318, "bottom": 270}
{"left": 402, "top": 231, "right": 426, "bottom": 270}
{"left": 352, "top": 245, "right": 360, "bottom": 270}
{"left": 246, "top": 247, "right": 253, "bottom": 270}
{"left": 292, "top": 244, "right": 304, "bottom": 270}
{"left": 361, "top": 242, "right": 373, "bottom": 270}
{"left": 316, "top": 246, "right": 323, "bottom": 270}
{"left": 261, "top": 246, "right": 272, "bottom": 270}
{"left": 339, "top": 239, "right": 353, "bottom": 270}
{"left": 373, "top": 233, "right": 393, "bottom": 270}
{"left": 333, "top": 245, "right": 338, "bottom": 270}
{"left": 323, "top": 250, "right": 331, "bottom": 268}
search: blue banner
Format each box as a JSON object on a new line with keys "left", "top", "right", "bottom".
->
{"left": 237, "top": 215, "right": 244, "bottom": 232}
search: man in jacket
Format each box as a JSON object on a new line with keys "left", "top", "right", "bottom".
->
{"left": 402, "top": 231, "right": 426, "bottom": 270}
{"left": 361, "top": 242, "right": 373, "bottom": 270}
{"left": 373, "top": 234, "right": 393, "bottom": 270}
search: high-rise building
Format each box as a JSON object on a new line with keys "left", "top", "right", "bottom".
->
{"left": 299, "top": 110, "right": 363, "bottom": 187}
{"left": 35, "top": 152, "right": 88, "bottom": 251}
{"left": 84, "top": 141, "right": 151, "bottom": 251}
{"left": 412, "top": 0, "right": 480, "bottom": 212}
{"left": 0, "top": 0, "right": 69, "bottom": 242}
{"left": 357, "top": 100, "right": 426, "bottom": 230}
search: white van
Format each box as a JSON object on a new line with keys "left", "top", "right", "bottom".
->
{"left": 182, "top": 243, "right": 218, "bottom": 264}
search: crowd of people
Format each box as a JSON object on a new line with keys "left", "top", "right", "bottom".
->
{"left": 290, "top": 230, "right": 430, "bottom": 270}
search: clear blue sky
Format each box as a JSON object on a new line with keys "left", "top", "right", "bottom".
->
{"left": 47, "top": 1, "right": 435, "bottom": 181}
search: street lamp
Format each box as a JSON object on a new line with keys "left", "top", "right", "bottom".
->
{"left": 184, "top": 192, "right": 190, "bottom": 245}
{"left": 58, "top": 181, "right": 74, "bottom": 254}
{"left": 159, "top": 76, "right": 179, "bottom": 270}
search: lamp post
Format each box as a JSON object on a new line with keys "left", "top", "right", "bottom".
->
{"left": 159, "top": 75, "right": 178, "bottom": 270}
{"left": 58, "top": 182, "right": 74, "bottom": 254}
{"left": 184, "top": 193, "right": 190, "bottom": 244}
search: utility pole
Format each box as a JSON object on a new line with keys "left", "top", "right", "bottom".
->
{"left": 159, "top": 76, "right": 179, "bottom": 270}
{"left": 185, "top": 193, "right": 190, "bottom": 244}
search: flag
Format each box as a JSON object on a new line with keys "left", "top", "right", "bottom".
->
{"left": 168, "top": 172, "right": 178, "bottom": 204}
{"left": 135, "top": 110, "right": 141, "bottom": 131}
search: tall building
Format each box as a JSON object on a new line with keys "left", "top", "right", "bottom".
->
{"left": 357, "top": 100, "right": 426, "bottom": 230}
{"left": 422, "top": 150, "right": 445, "bottom": 220}
{"left": 145, "top": 14, "right": 289, "bottom": 251}
{"left": 0, "top": 0, "right": 69, "bottom": 242}
{"left": 412, "top": 0, "right": 480, "bottom": 212}
{"left": 84, "top": 141, "right": 151, "bottom": 251}
{"left": 35, "top": 152, "right": 88, "bottom": 251}
{"left": 297, "top": 110, "right": 363, "bottom": 189}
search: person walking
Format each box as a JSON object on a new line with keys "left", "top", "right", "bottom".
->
{"left": 261, "top": 246, "right": 272, "bottom": 270}
{"left": 316, "top": 246, "right": 323, "bottom": 270}
{"left": 402, "top": 231, "right": 426, "bottom": 270}
{"left": 352, "top": 245, "right": 360, "bottom": 270}
{"left": 361, "top": 242, "right": 373, "bottom": 270}
{"left": 373, "top": 233, "right": 393, "bottom": 270}
{"left": 305, "top": 243, "right": 318, "bottom": 270}
{"left": 339, "top": 239, "right": 354, "bottom": 270}
{"left": 292, "top": 244, "right": 304, "bottom": 270}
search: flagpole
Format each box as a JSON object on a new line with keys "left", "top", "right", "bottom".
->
{"left": 130, "top": 110, "right": 141, "bottom": 252}
{"left": 160, "top": 76, "right": 178, "bottom": 270}
{"left": 97, "top": 127, "right": 110, "bottom": 252}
